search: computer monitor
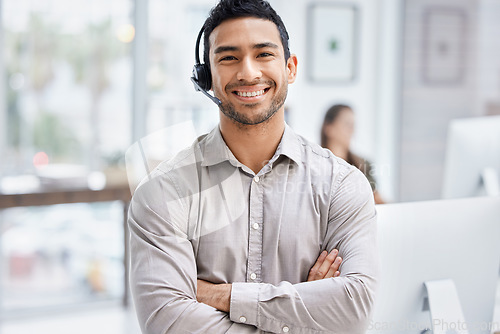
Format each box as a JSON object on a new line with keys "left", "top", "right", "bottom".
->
{"left": 442, "top": 115, "right": 500, "bottom": 199}
{"left": 368, "top": 197, "right": 500, "bottom": 334}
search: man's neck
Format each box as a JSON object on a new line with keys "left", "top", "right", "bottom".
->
{"left": 219, "top": 112, "right": 285, "bottom": 174}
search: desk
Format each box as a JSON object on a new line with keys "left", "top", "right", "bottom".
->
{"left": 0, "top": 183, "right": 132, "bottom": 307}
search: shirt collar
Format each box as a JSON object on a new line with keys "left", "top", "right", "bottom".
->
{"left": 200, "top": 126, "right": 240, "bottom": 167}
{"left": 273, "top": 124, "right": 302, "bottom": 165}
{"left": 200, "top": 124, "right": 303, "bottom": 167}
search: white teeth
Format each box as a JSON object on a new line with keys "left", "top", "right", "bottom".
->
{"left": 236, "top": 89, "right": 265, "bottom": 97}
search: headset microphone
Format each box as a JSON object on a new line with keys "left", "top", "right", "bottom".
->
{"left": 191, "top": 25, "right": 222, "bottom": 106}
{"left": 191, "top": 76, "right": 221, "bottom": 106}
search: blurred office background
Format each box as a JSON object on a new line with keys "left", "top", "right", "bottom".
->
{"left": 0, "top": 0, "right": 499, "bottom": 333}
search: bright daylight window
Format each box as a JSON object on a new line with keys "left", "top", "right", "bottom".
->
{"left": 146, "top": 0, "right": 218, "bottom": 137}
{"left": 0, "top": 0, "right": 133, "bottom": 315}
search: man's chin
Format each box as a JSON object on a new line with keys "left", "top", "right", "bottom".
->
{"left": 240, "top": 102, "right": 260, "bottom": 109}
{"left": 222, "top": 109, "right": 276, "bottom": 126}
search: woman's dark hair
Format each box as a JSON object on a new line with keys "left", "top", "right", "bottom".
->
{"left": 320, "top": 104, "right": 377, "bottom": 192}
{"left": 320, "top": 104, "right": 352, "bottom": 148}
{"left": 202, "top": 0, "right": 290, "bottom": 69}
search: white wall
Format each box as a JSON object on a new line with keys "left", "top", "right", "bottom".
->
{"left": 273, "top": 0, "right": 380, "bottom": 158}
{"left": 476, "top": 0, "right": 500, "bottom": 116}
{"left": 274, "top": 0, "right": 500, "bottom": 202}
{"left": 374, "top": 0, "right": 405, "bottom": 202}
{"left": 398, "top": 0, "right": 479, "bottom": 201}
{"left": 274, "top": 0, "right": 400, "bottom": 201}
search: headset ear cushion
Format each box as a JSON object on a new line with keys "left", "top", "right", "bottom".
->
{"left": 193, "top": 64, "right": 212, "bottom": 91}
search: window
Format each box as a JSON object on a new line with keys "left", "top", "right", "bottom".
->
{"left": 2, "top": 202, "right": 124, "bottom": 313}
{"left": 0, "top": 0, "right": 133, "bottom": 316}
{"left": 2, "top": 0, "right": 133, "bottom": 180}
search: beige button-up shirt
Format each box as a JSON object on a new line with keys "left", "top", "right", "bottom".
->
{"left": 128, "top": 125, "right": 378, "bottom": 334}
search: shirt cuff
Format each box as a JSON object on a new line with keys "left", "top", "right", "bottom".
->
{"left": 230, "top": 282, "right": 261, "bottom": 327}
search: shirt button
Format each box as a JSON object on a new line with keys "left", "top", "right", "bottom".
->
{"left": 253, "top": 175, "right": 260, "bottom": 183}
{"left": 252, "top": 223, "right": 259, "bottom": 230}
{"left": 239, "top": 316, "right": 247, "bottom": 323}
{"left": 282, "top": 326, "right": 290, "bottom": 332}
{"left": 250, "top": 273, "right": 257, "bottom": 280}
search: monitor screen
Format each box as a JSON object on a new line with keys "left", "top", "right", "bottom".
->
{"left": 442, "top": 116, "right": 500, "bottom": 199}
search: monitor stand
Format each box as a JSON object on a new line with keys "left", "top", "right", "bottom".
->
{"left": 481, "top": 167, "right": 500, "bottom": 197}
{"left": 480, "top": 168, "right": 500, "bottom": 276}
{"left": 423, "top": 279, "right": 469, "bottom": 334}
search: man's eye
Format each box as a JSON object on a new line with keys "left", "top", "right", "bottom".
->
{"left": 220, "top": 56, "right": 236, "bottom": 61}
{"left": 258, "top": 52, "right": 273, "bottom": 58}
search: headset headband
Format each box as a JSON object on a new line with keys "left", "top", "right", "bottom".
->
{"left": 195, "top": 25, "right": 204, "bottom": 65}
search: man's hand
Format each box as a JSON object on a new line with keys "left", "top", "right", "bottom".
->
{"left": 307, "top": 249, "right": 342, "bottom": 282}
{"left": 196, "top": 279, "right": 231, "bottom": 312}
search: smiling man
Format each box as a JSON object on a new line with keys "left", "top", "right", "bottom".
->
{"left": 128, "top": 1, "right": 378, "bottom": 333}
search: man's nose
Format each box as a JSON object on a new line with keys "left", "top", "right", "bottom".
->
{"left": 236, "top": 57, "right": 262, "bottom": 82}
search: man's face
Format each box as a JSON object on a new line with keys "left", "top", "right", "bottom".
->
{"left": 208, "top": 17, "right": 297, "bottom": 126}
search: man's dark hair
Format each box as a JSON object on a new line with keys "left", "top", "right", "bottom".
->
{"left": 202, "top": 0, "right": 290, "bottom": 68}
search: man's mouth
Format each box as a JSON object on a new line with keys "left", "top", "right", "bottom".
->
{"left": 235, "top": 89, "right": 265, "bottom": 97}
{"left": 232, "top": 88, "right": 270, "bottom": 98}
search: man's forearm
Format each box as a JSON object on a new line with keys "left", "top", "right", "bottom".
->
{"left": 197, "top": 280, "right": 232, "bottom": 312}
{"left": 196, "top": 249, "right": 341, "bottom": 313}
{"left": 229, "top": 274, "right": 376, "bottom": 334}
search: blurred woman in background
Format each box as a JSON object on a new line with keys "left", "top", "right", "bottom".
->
{"left": 321, "top": 104, "right": 385, "bottom": 204}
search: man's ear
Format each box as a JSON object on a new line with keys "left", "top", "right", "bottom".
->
{"left": 286, "top": 54, "right": 298, "bottom": 84}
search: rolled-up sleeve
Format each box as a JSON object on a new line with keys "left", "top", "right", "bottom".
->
{"left": 128, "top": 172, "right": 260, "bottom": 334}
{"left": 229, "top": 167, "right": 378, "bottom": 334}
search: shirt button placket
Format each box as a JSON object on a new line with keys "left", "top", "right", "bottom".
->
{"left": 248, "top": 174, "right": 263, "bottom": 282}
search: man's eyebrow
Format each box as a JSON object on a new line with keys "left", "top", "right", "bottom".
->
{"left": 213, "top": 42, "right": 280, "bottom": 54}
{"left": 254, "top": 42, "right": 279, "bottom": 49}
{"left": 214, "top": 46, "right": 239, "bottom": 54}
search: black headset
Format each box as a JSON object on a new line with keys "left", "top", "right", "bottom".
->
{"left": 191, "top": 25, "right": 222, "bottom": 106}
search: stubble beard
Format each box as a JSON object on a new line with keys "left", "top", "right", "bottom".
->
{"left": 219, "top": 83, "right": 288, "bottom": 126}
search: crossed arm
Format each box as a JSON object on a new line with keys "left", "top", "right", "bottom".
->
{"left": 196, "top": 249, "right": 343, "bottom": 312}
{"left": 129, "top": 168, "right": 377, "bottom": 334}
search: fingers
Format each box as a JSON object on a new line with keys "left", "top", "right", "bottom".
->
{"left": 324, "top": 255, "right": 342, "bottom": 279}
{"left": 307, "top": 250, "right": 327, "bottom": 281}
{"left": 316, "top": 249, "right": 339, "bottom": 280}
{"left": 307, "top": 249, "right": 342, "bottom": 281}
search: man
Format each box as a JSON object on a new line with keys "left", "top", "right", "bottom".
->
{"left": 128, "top": 0, "right": 378, "bottom": 333}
